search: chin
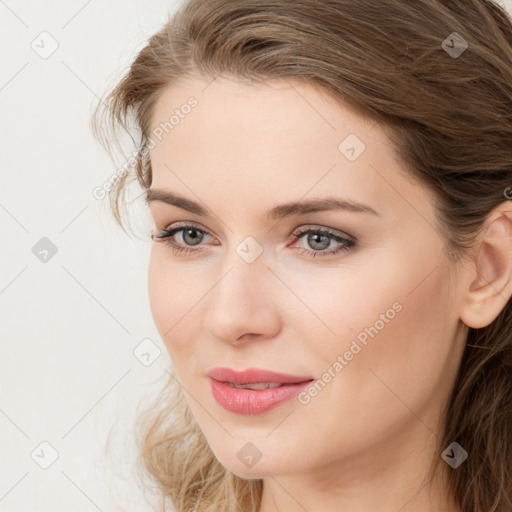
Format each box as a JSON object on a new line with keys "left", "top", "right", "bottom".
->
{"left": 218, "top": 450, "right": 296, "bottom": 480}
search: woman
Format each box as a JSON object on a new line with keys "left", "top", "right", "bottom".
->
{"left": 92, "top": 0, "right": 512, "bottom": 510}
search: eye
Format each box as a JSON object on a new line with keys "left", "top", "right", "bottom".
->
{"left": 290, "top": 226, "right": 357, "bottom": 259}
{"left": 151, "top": 223, "right": 357, "bottom": 259}
{"left": 151, "top": 222, "right": 215, "bottom": 256}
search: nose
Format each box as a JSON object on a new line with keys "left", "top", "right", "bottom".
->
{"left": 204, "top": 251, "right": 282, "bottom": 346}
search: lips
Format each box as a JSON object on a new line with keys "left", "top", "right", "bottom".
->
{"left": 207, "top": 367, "right": 315, "bottom": 415}
{"left": 207, "top": 367, "right": 313, "bottom": 385}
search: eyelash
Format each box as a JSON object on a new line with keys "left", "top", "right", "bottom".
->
{"left": 151, "top": 222, "right": 357, "bottom": 259}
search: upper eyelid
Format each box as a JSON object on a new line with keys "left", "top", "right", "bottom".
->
{"left": 157, "top": 221, "right": 210, "bottom": 235}
{"left": 156, "top": 223, "right": 355, "bottom": 244}
{"left": 159, "top": 221, "right": 349, "bottom": 234}
{"left": 155, "top": 223, "right": 217, "bottom": 244}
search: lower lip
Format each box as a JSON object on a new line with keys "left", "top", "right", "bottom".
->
{"left": 209, "top": 378, "right": 313, "bottom": 415}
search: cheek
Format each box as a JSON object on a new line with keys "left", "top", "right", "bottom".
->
{"left": 272, "top": 260, "right": 401, "bottom": 354}
{"left": 147, "top": 249, "right": 173, "bottom": 337}
{"left": 289, "top": 248, "right": 454, "bottom": 368}
{"left": 286, "top": 250, "right": 456, "bottom": 405}
{"left": 366, "top": 262, "right": 455, "bottom": 370}
{"left": 147, "top": 248, "right": 206, "bottom": 359}
{"left": 271, "top": 267, "right": 457, "bottom": 467}
{"left": 313, "top": 263, "right": 455, "bottom": 424}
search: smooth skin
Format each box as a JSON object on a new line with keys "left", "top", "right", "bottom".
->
{"left": 146, "top": 74, "right": 512, "bottom": 512}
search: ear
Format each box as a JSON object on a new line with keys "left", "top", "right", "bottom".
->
{"left": 459, "top": 202, "right": 512, "bottom": 329}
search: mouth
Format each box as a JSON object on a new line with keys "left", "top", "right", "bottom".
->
{"left": 223, "top": 381, "right": 292, "bottom": 390}
{"left": 206, "top": 367, "right": 314, "bottom": 385}
{"left": 206, "top": 367, "right": 315, "bottom": 415}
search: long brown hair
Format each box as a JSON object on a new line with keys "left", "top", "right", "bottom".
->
{"left": 92, "top": 1, "right": 512, "bottom": 510}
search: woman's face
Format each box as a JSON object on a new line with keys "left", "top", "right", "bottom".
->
{"left": 146, "top": 75, "right": 467, "bottom": 480}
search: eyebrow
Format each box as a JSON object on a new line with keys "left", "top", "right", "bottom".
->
{"left": 145, "top": 188, "right": 379, "bottom": 219}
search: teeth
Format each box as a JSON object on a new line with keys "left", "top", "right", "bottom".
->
{"left": 226, "top": 382, "right": 283, "bottom": 390}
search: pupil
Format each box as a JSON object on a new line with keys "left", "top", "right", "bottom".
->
{"left": 309, "top": 233, "right": 329, "bottom": 250}
{"left": 184, "top": 229, "right": 202, "bottom": 245}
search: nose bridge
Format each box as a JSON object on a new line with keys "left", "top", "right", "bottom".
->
{"left": 213, "top": 238, "right": 268, "bottom": 308}
{"left": 204, "top": 238, "right": 279, "bottom": 342}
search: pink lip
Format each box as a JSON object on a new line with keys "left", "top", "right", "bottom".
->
{"left": 207, "top": 367, "right": 314, "bottom": 415}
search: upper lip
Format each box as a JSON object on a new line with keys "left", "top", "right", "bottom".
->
{"left": 207, "top": 367, "right": 314, "bottom": 385}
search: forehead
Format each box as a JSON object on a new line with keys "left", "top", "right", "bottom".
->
{"left": 149, "top": 76, "right": 378, "bottom": 179}
{"left": 149, "top": 75, "right": 377, "bottom": 149}
{"left": 147, "top": 76, "right": 433, "bottom": 228}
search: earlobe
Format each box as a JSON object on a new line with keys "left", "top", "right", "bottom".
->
{"left": 460, "top": 205, "right": 512, "bottom": 329}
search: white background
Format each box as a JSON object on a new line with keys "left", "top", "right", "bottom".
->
{"left": 1, "top": 2, "right": 182, "bottom": 511}
{"left": 1, "top": 1, "right": 512, "bottom": 511}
